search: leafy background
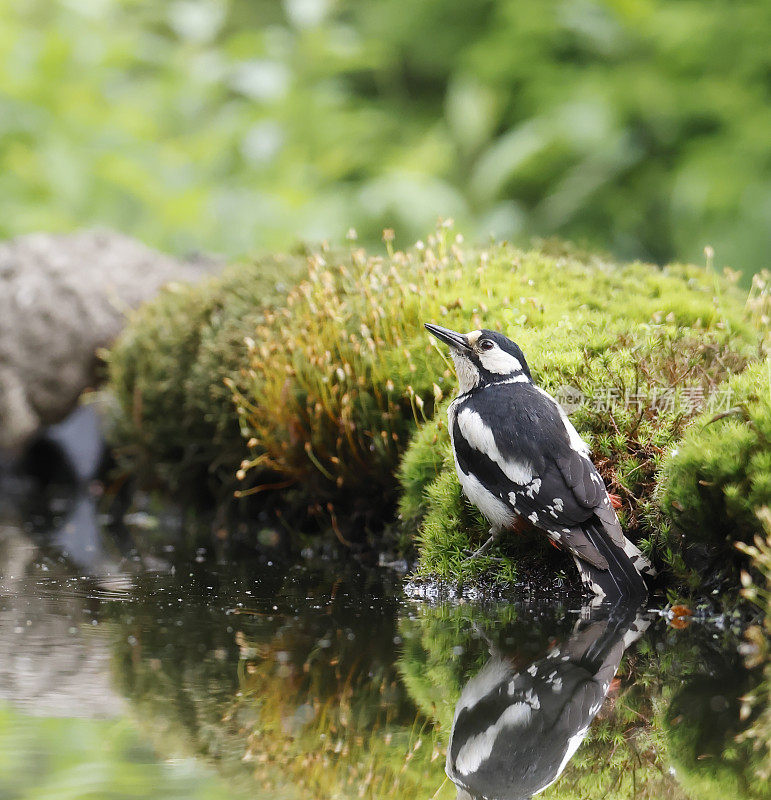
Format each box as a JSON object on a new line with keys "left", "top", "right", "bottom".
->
{"left": 1, "top": 0, "right": 769, "bottom": 273}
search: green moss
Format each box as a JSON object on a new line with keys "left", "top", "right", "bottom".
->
{"left": 229, "top": 244, "right": 448, "bottom": 509}
{"left": 108, "top": 228, "right": 763, "bottom": 570}
{"left": 234, "top": 234, "right": 756, "bottom": 524}
{"left": 657, "top": 362, "right": 771, "bottom": 571}
{"left": 394, "top": 236, "right": 760, "bottom": 585}
{"left": 107, "top": 254, "right": 305, "bottom": 493}
{"left": 108, "top": 278, "right": 219, "bottom": 490}
{"left": 396, "top": 405, "right": 451, "bottom": 527}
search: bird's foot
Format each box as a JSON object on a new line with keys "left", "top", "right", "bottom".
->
{"left": 466, "top": 537, "right": 494, "bottom": 560}
{"left": 464, "top": 528, "right": 501, "bottom": 561}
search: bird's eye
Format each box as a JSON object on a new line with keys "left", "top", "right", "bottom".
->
{"left": 479, "top": 340, "right": 494, "bottom": 351}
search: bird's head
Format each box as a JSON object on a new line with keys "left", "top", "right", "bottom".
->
{"left": 424, "top": 324, "right": 532, "bottom": 394}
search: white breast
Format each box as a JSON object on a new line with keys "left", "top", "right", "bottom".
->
{"left": 456, "top": 468, "right": 517, "bottom": 529}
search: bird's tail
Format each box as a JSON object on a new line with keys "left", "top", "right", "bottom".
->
{"left": 567, "top": 602, "right": 650, "bottom": 675}
{"left": 574, "top": 521, "right": 652, "bottom": 601}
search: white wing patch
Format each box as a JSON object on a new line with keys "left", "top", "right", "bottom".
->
{"left": 449, "top": 407, "right": 517, "bottom": 528}
{"left": 455, "top": 657, "right": 513, "bottom": 714}
{"left": 555, "top": 729, "right": 590, "bottom": 779}
{"left": 457, "top": 407, "right": 533, "bottom": 484}
{"left": 524, "top": 477, "right": 541, "bottom": 498}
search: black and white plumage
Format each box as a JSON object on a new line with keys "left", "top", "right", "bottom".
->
{"left": 424, "top": 323, "right": 655, "bottom": 600}
{"left": 446, "top": 603, "right": 650, "bottom": 800}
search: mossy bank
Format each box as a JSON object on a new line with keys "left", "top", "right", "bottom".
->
{"left": 107, "top": 229, "right": 768, "bottom": 592}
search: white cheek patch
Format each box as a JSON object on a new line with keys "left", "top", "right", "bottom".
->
{"left": 478, "top": 347, "right": 523, "bottom": 375}
{"left": 457, "top": 408, "right": 533, "bottom": 485}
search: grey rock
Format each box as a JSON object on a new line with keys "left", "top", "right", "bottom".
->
{"left": 0, "top": 230, "right": 216, "bottom": 451}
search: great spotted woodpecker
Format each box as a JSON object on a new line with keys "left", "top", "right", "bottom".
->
{"left": 425, "top": 323, "right": 655, "bottom": 600}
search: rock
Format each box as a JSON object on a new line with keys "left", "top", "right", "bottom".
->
{"left": 0, "top": 230, "right": 217, "bottom": 451}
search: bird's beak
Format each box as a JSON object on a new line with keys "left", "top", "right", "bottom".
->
{"left": 424, "top": 323, "right": 471, "bottom": 352}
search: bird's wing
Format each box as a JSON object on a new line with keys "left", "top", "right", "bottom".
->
{"left": 453, "top": 384, "right": 624, "bottom": 558}
{"left": 511, "top": 452, "right": 631, "bottom": 568}
{"left": 555, "top": 448, "right": 605, "bottom": 509}
{"left": 554, "top": 449, "right": 626, "bottom": 547}
{"left": 534, "top": 387, "right": 627, "bottom": 548}
{"left": 511, "top": 458, "right": 594, "bottom": 528}
{"left": 452, "top": 422, "right": 610, "bottom": 569}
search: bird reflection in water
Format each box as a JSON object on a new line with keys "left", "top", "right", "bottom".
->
{"left": 446, "top": 602, "right": 649, "bottom": 800}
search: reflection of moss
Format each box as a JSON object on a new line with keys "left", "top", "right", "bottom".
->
{"left": 106, "top": 563, "right": 769, "bottom": 800}
{"left": 397, "top": 601, "right": 572, "bottom": 732}
{"left": 231, "top": 625, "right": 444, "bottom": 798}
{"left": 653, "top": 624, "right": 769, "bottom": 800}
{"left": 107, "top": 566, "right": 453, "bottom": 800}
{"left": 398, "top": 602, "right": 683, "bottom": 800}
{"left": 664, "top": 676, "right": 769, "bottom": 800}
{"left": 735, "top": 508, "right": 771, "bottom": 781}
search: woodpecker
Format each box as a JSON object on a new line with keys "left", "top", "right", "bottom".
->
{"left": 424, "top": 323, "right": 655, "bottom": 600}
{"left": 446, "top": 603, "right": 650, "bottom": 800}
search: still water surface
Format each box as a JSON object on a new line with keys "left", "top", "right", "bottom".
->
{"left": 0, "top": 481, "right": 766, "bottom": 800}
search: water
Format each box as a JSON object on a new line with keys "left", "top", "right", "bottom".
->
{"left": 0, "top": 504, "right": 766, "bottom": 800}
{"left": 0, "top": 416, "right": 767, "bottom": 799}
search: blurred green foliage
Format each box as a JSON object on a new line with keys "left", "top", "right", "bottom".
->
{"left": 1, "top": 0, "right": 769, "bottom": 272}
